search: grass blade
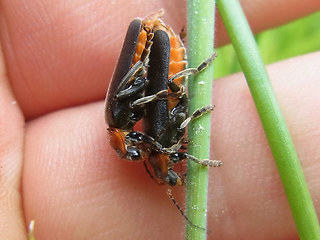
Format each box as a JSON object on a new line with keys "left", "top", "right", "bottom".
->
{"left": 217, "top": 0, "right": 320, "bottom": 239}
{"left": 186, "top": 0, "right": 216, "bottom": 239}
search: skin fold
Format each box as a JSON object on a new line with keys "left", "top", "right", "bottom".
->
{"left": 0, "top": 0, "right": 319, "bottom": 239}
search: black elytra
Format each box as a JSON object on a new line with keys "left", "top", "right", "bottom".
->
{"left": 144, "top": 29, "right": 171, "bottom": 147}
{"left": 105, "top": 19, "right": 148, "bottom": 130}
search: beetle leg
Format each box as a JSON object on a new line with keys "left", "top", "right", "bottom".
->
{"left": 115, "top": 61, "right": 146, "bottom": 93}
{"left": 125, "top": 131, "right": 164, "bottom": 153}
{"left": 116, "top": 77, "right": 148, "bottom": 100}
{"left": 131, "top": 89, "right": 186, "bottom": 107}
{"left": 168, "top": 52, "right": 217, "bottom": 89}
{"left": 168, "top": 152, "right": 223, "bottom": 167}
{"left": 132, "top": 52, "right": 217, "bottom": 107}
{"left": 185, "top": 154, "right": 223, "bottom": 167}
{"left": 179, "top": 105, "right": 215, "bottom": 130}
{"left": 131, "top": 89, "right": 168, "bottom": 106}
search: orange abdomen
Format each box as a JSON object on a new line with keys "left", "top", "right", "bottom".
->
{"left": 168, "top": 36, "right": 187, "bottom": 110}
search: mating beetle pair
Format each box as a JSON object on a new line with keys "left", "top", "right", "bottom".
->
{"left": 105, "top": 9, "right": 222, "bottom": 187}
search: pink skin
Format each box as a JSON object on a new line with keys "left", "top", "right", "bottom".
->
{"left": 0, "top": 0, "right": 319, "bottom": 239}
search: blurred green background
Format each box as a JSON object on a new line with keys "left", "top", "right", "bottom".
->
{"left": 215, "top": 11, "right": 320, "bottom": 78}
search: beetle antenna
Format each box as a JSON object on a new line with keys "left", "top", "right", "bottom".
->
{"left": 167, "top": 188, "right": 207, "bottom": 231}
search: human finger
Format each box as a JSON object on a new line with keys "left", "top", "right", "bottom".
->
{"left": 23, "top": 51, "right": 320, "bottom": 239}
{"left": 1, "top": 0, "right": 319, "bottom": 118}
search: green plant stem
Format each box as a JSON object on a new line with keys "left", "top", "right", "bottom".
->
{"left": 186, "top": 0, "right": 215, "bottom": 239}
{"left": 217, "top": 0, "right": 320, "bottom": 239}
